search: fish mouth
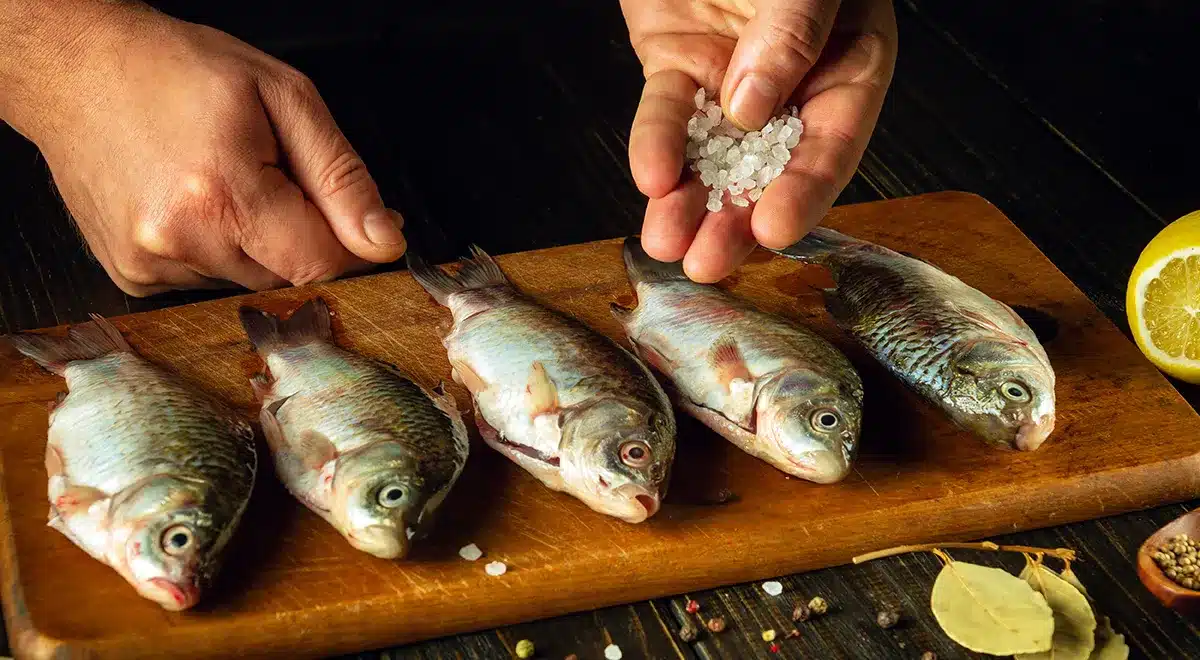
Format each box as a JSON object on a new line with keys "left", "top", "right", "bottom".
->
{"left": 1015, "top": 415, "right": 1055, "bottom": 451}
{"left": 787, "top": 449, "right": 850, "bottom": 484}
{"left": 611, "top": 486, "right": 661, "bottom": 523}
{"left": 346, "top": 525, "right": 409, "bottom": 559}
{"left": 145, "top": 577, "right": 200, "bottom": 611}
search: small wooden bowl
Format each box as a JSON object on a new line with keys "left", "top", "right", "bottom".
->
{"left": 1138, "top": 508, "right": 1200, "bottom": 616}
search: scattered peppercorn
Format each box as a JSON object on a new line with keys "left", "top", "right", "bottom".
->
{"left": 707, "top": 616, "right": 727, "bottom": 633}
{"left": 783, "top": 629, "right": 801, "bottom": 640}
{"left": 515, "top": 639, "right": 535, "bottom": 659}
{"left": 920, "top": 652, "right": 937, "bottom": 660}
{"left": 761, "top": 629, "right": 777, "bottom": 642}
{"left": 769, "top": 642, "right": 780, "bottom": 653}
{"left": 678, "top": 621, "right": 699, "bottom": 642}
{"left": 808, "top": 596, "right": 829, "bottom": 615}
{"left": 875, "top": 608, "right": 902, "bottom": 629}
{"left": 685, "top": 599, "right": 700, "bottom": 613}
{"left": 791, "top": 601, "right": 811, "bottom": 622}
{"left": 1154, "top": 533, "right": 1200, "bottom": 590}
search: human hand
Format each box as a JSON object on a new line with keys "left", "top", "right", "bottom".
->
{"left": 5, "top": 3, "right": 405, "bottom": 296}
{"left": 621, "top": 0, "right": 897, "bottom": 282}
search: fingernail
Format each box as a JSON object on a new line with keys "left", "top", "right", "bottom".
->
{"left": 363, "top": 210, "right": 405, "bottom": 246}
{"left": 727, "top": 74, "right": 779, "bottom": 131}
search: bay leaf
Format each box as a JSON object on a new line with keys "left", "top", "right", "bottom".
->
{"left": 1058, "top": 566, "right": 1129, "bottom": 659}
{"left": 1060, "top": 566, "right": 1090, "bottom": 598}
{"left": 930, "top": 560, "right": 1055, "bottom": 655}
{"left": 1016, "top": 563, "right": 1097, "bottom": 660}
{"left": 1090, "top": 615, "right": 1129, "bottom": 660}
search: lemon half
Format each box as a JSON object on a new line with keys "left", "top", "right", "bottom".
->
{"left": 1128, "top": 210, "right": 1200, "bottom": 383}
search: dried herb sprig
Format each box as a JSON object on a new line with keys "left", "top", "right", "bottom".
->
{"left": 852, "top": 541, "right": 1076, "bottom": 564}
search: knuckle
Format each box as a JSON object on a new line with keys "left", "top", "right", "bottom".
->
{"left": 761, "top": 10, "right": 828, "bottom": 72}
{"left": 170, "top": 170, "right": 242, "bottom": 235}
{"left": 316, "top": 151, "right": 372, "bottom": 200}
{"left": 280, "top": 67, "right": 321, "bottom": 101}
{"left": 110, "top": 254, "right": 161, "bottom": 290}
{"left": 287, "top": 259, "right": 341, "bottom": 287}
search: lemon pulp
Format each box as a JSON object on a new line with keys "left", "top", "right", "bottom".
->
{"left": 1141, "top": 253, "right": 1200, "bottom": 360}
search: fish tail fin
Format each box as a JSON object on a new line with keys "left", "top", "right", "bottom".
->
{"left": 622, "top": 236, "right": 688, "bottom": 285}
{"left": 239, "top": 298, "right": 332, "bottom": 354}
{"left": 4, "top": 314, "right": 132, "bottom": 375}
{"left": 407, "top": 245, "right": 510, "bottom": 307}
{"left": 768, "top": 226, "right": 863, "bottom": 263}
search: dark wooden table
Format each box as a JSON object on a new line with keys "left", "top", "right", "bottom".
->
{"left": 2, "top": 1, "right": 1198, "bottom": 658}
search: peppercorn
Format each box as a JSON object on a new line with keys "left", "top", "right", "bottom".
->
{"left": 783, "top": 629, "right": 801, "bottom": 640}
{"left": 685, "top": 599, "right": 700, "bottom": 614}
{"left": 808, "top": 596, "right": 829, "bottom": 615}
{"left": 515, "top": 639, "right": 535, "bottom": 659}
{"left": 876, "top": 608, "right": 902, "bottom": 629}
{"left": 1154, "top": 536, "right": 1200, "bottom": 590}
{"left": 706, "top": 616, "right": 727, "bottom": 633}
{"left": 678, "top": 621, "right": 699, "bottom": 642}
{"left": 921, "top": 652, "right": 937, "bottom": 660}
{"left": 791, "top": 601, "right": 811, "bottom": 622}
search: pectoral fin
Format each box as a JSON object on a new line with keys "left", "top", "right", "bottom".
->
{"left": 710, "top": 336, "right": 752, "bottom": 393}
{"left": 527, "top": 361, "right": 559, "bottom": 418}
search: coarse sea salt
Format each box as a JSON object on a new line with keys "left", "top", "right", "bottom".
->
{"left": 685, "top": 88, "right": 803, "bottom": 212}
{"left": 458, "top": 543, "right": 483, "bottom": 561}
{"left": 762, "top": 580, "right": 784, "bottom": 596}
{"left": 604, "top": 644, "right": 624, "bottom": 660}
{"left": 485, "top": 561, "right": 507, "bottom": 576}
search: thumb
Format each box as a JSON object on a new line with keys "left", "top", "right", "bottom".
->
{"left": 258, "top": 72, "right": 406, "bottom": 263}
{"left": 720, "top": 0, "right": 842, "bottom": 131}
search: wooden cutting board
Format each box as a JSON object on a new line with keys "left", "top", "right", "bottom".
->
{"left": 1, "top": 191, "right": 1198, "bottom": 659}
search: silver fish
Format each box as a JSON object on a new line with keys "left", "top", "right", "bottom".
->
{"left": 614, "top": 237, "right": 863, "bottom": 484}
{"left": 407, "top": 247, "right": 676, "bottom": 523}
{"left": 5, "top": 316, "right": 257, "bottom": 611}
{"left": 239, "top": 298, "right": 469, "bottom": 559}
{"left": 769, "top": 227, "right": 1056, "bottom": 450}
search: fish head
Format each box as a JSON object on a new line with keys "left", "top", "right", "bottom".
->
{"left": 755, "top": 371, "right": 861, "bottom": 484}
{"left": 109, "top": 475, "right": 228, "bottom": 611}
{"left": 559, "top": 398, "right": 676, "bottom": 523}
{"left": 330, "top": 441, "right": 426, "bottom": 559}
{"left": 947, "top": 340, "right": 1057, "bottom": 450}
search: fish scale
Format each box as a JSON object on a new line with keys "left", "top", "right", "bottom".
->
{"left": 770, "top": 226, "right": 1056, "bottom": 450}
{"left": 5, "top": 316, "right": 257, "bottom": 611}
{"left": 56, "top": 354, "right": 254, "bottom": 493}
{"left": 617, "top": 237, "right": 863, "bottom": 484}
{"left": 239, "top": 297, "right": 470, "bottom": 559}
{"left": 408, "top": 245, "right": 676, "bottom": 524}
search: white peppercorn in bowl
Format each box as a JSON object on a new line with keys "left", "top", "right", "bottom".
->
{"left": 1137, "top": 507, "right": 1200, "bottom": 616}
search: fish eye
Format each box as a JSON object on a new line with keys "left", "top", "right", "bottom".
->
{"left": 619, "top": 440, "right": 652, "bottom": 468}
{"left": 1001, "top": 381, "right": 1031, "bottom": 402}
{"left": 377, "top": 485, "right": 406, "bottom": 508}
{"left": 810, "top": 409, "right": 841, "bottom": 431}
{"left": 161, "top": 525, "right": 194, "bottom": 556}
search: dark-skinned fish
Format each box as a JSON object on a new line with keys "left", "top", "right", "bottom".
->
{"left": 613, "top": 237, "right": 863, "bottom": 483}
{"left": 239, "top": 298, "right": 469, "bottom": 559}
{"left": 407, "top": 246, "right": 676, "bottom": 523}
{"left": 768, "top": 227, "right": 1056, "bottom": 450}
{"left": 4, "top": 316, "right": 257, "bottom": 611}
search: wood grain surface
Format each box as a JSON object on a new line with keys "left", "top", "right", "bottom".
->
{"left": 1, "top": 192, "right": 1198, "bottom": 659}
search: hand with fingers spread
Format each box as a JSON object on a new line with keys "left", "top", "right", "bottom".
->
{"left": 0, "top": 1, "right": 406, "bottom": 297}
{"left": 621, "top": 0, "right": 897, "bottom": 283}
